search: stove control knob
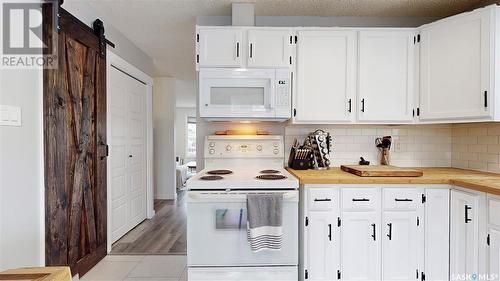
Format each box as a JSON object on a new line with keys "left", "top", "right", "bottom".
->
{"left": 273, "top": 149, "right": 279, "bottom": 155}
{"left": 209, "top": 149, "right": 215, "bottom": 155}
{"left": 209, "top": 142, "right": 215, "bottom": 147}
{"left": 256, "top": 145, "right": 262, "bottom": 151}
{"left": 226, "top": 145, "right": 232, "bottom": 152}
{"left": 273, "top": 142, "right": 279, "bottom": 147}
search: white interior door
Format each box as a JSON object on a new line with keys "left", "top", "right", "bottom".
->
{"left": 109, "top": 66, "right": 147, "bottom": 243}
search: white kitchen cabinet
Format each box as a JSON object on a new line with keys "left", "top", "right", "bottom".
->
{"left": 303, "top": 187, "right": 340, "bottom": 281}
{"left": 357, "top": 30, "right": 415, "bottom": 123}
{"left": 488, "top": 195, "right": 500, "bottom": 279}
{"left": 294, "top": 30, "right": 357, "bottom": 123}
{"left": 382, "top": 212, "right": 419, "bottom": 281}
{"left": 424, "top": 189, "right": 450, "bottom": 281}
{"left": 381, "top": 188, "right": 423, "bottom": 281}
{"left": 450, "top": 189, "right": 487, "bottom": 277}
{"left": 489, "top": 229, "right": 500, "bottom": 280}
{"left": 341, "top": 211, "right": 381, "bottom": 281}
{"left": 247, "top": 29, "right": 292, "bottom": 68}
{"left": 198, "top": 28, "right": 243, "bottom": 67}
{"left": 305, "top": 212, "right": 339, "bottom": 281}
{"left": 419, "top": 7, "right": 493, "bottom": 121}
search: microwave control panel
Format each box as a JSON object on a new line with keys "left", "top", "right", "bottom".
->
{"left": 275, "top": 69, "right": 290, "bottom": 107}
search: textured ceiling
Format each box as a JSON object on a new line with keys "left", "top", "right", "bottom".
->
{"left": 83, "top": 0, "right": 492, "bottom": 79}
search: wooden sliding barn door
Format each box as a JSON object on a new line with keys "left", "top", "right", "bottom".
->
{"left": 44, "top": 7, "right": 108, "bottom": 276}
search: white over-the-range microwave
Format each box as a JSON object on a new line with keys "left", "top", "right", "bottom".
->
{"left": 198, "top": 68, "right": 291, "bottom": 121}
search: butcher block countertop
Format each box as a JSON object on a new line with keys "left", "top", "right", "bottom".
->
{"left": 287, "top": 167, "right": 500, "bottom": 196}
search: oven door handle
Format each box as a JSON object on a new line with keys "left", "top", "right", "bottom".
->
{"left": 187, "top": 191, "right": 299, "bottom": 202}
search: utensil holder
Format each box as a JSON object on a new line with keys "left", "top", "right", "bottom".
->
{"left": 380, "top": 148, "right": 390, "bottom": 165}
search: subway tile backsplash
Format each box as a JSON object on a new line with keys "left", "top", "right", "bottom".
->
{"left": 285, "top": 124, "right": 453, "bottom": 167}
{"left": 451, "top": 123, "right": 500, "bottom": 173}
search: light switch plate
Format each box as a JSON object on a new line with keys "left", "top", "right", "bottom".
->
{"left": 0, "top": 105, "right": 22, "bottom": 127}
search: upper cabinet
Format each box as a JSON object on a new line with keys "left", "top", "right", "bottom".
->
{"left": 198, "top": 28, "right": 243, "bottom": 67}
{"left": 419, "top": 7, "right": 494, "bottom": 121}
{"left": 294, "top": 30, "right": 357, "bottom": 124}
{"left": 357, "top": 30, "right": 415, "bottom": 123}
{"left": 197, "top": 27, "right": 292, "bottom": 69}
{"left": 247, "top": 29, "right": 292, "bottom": 68}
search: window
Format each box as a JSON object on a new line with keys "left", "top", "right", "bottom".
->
{"left": 186, "top": 116, "right": 196, "bottom": 158}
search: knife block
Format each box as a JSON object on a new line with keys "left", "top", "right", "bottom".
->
{"left": 288, "top": 147, "right": 312, "bottom": 170}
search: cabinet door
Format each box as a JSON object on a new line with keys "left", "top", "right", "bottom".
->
{"left": 489, "top": 229, "right": 500, "bottom": 280}
{"left": 358, "top": 30, "right": 415, "bottom": 123}
{"left": 382, "top": 212, "right": 419, "bottom": 281}
{"left": 424, "top": 189, "right": 450, "bottom": 281}
{"left": 341, "top": 212, "right": 381, "bottom": 281}
{"left": 294, "top": 30, "right": 356, "bottom": 123}
{"left": 247, "top": 30, "right": 291, "bottom": 68}
{"left": 451, "top": 190, "right": 480, "bottom": 276}
{"left": 198, "top": 28, "right": 243, "bottom": 67}
{"left": 419, "top": 9, "right": 492, "bottom": 121}
{"left": 305, "top": 212, "right": 339, "bottom": 281}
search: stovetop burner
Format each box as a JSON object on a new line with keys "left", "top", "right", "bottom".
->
{"left": 206, "top": 169, "right": 233, "bottom": 175}
{"left": 260, "top": 169, "right": 280, "bottom": 174}
{"left": 256, "top": 175, "right": 287, "bottom": 180}
{"left": 200, "top": 175, "right": 224, "bottom": 181}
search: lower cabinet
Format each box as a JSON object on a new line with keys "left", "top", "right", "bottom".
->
{"left": 302, "top": 186, "right": 447, "bottom": 281}
{"left": 488, "top": 195, "right": 500, "bottom": 280}
{"left": 341, "top": 212, "right": 381, "bottom": 281}
{"left": 306, "top": 212, "right": 339, "bottom": 280}
{"left": 450, "top": 189, "right": 487, "bottom": 277}
{"left": 382, "top": 211, "right": 419, "bottom": 281}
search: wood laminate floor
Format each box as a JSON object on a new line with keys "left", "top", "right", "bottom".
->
{"left": 110, "top": 191, "right": 186, "bottom": 255}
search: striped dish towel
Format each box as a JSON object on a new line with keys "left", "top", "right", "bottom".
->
{"left": 246, "top": 193, "right": 283, "bottom": 252}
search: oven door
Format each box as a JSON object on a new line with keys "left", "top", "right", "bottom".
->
{"left": 187, "top": 190, "right": 298, "bottom": 267}
{"left": 199, "top": 68, "right": 277, "bottom": 119}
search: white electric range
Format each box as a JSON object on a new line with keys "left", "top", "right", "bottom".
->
{"left": 186, "top": 135, "right": 299, "bottom": 281}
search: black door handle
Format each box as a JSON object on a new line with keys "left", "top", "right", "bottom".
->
{"left": 465, "top": 205, "right": 472, "bottom": 223}
{"left": 395, "top": 198, "right": 413, "bottom": 202}
{"left": 348, "top": 99, "right": 352, "bottom": 113}
{"left": 236, "top": 42, "right": 240, "bottom": 57}
{"left": 352, "top": 198, "right": 370, "bottom": 202}
{"left": 387, "top": 223, "right": 392, "bottom": 240}
{"left": 314, "top": 198, "right": 332, "bottom": 202}
{"left": 371, "top": 223, "right": 376, "bottom": 241}
{"left": 129, "top": 154, "right": 133, "bottom": 158}
{"left": 328, "top": 224, "right": 332, "bottom": 241}
{"left": 250, "top": 43, "right": 253, "bottom": 58}
{"left": 361, "top": 98, "right": 365, "bottom": 112}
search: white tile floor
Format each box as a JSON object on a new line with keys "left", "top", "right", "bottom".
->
{"left": 80, "top": 255, "right": 187, "bottom": 281}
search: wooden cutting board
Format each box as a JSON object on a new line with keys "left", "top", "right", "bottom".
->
{"left": 340, "top": 165, "right": 424, "bottom": 177}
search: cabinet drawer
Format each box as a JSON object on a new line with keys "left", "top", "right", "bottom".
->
{"left": 383, "top": 188, "right": 420, "bottom": 210}
{"left": 342, "top": 188, "right": 380, "bottom": 211}
{"left": 489, "top": 197, "right": 500, "bottom": 228}
{"left": 308, "top": 188, "right": 338, "bottom": 211}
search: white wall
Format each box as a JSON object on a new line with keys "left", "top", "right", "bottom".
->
{"left": 63, "top": 0, "right": 155, "bottom": 76}
{"left": 153, "top": 78, "right": 177, "bottom": 199}
{"left": 175, "top": 107, "right": 196, "bottom": 163}
{"left": 0, "top": 68, "right": 44, "bottom": 270}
